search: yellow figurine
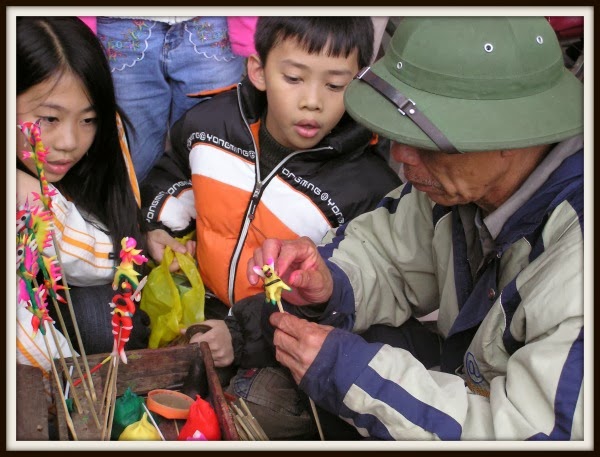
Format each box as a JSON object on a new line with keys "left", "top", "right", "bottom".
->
{"left": 253, "top": 259, "right": 291, "bottom": 313}
{"left": 118, "top": 412, "right": 161, "bottom": 441}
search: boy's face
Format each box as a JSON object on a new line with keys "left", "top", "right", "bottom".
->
{"left": 257, "top": 38, "right": 359, "bottom": 150}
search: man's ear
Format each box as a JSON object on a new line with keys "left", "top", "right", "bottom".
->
{"left": 247, "top": 54, "right": 266, "bottom": 91}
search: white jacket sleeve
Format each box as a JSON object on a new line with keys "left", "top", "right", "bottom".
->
{"left": 306, "top": 186, "right": 583, "bottom": 440}
{"left": 45, "top": 186, "right": 116, "bottom": 286}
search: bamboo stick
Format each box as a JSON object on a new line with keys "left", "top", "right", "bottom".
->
{"left": 233, "top": 414, "right": 255, "bottom": 440}
{"left": 51, "top": 232, "right": 97, "bottom": 402}
{"left": 31, "top": 274, "right": 97, "bottom": 418}
{"left": 104, "top": 359, "right": 119, "bottom": 440}
{"left": 232, "top": 415, "right": 250, "bottom": 440}
{"left": 42, "top": 328, "right": 77, "bottom": 440}
{"left": 47, "top": 323, "right": 83, "bottom": 414}
{"left": 271, "top": 300, "right": 323, "bottom": 440}
{"left": 309, "top": 398, "right": 325, "bottom": 441}
{"left": 238, "top": 398, "right": 269, "bottom": 440}
{"left": 142, "top": 403, "right": 166, "bottom": 441}
{"left": 100, "top": 357, "right": 118, "bottom": 440}
{"left": 100, "top": 354, "right": 115, "bottom": 416}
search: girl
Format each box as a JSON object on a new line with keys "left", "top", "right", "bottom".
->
{"left": 16, "top": 16, "right": 150, "bottom": 355}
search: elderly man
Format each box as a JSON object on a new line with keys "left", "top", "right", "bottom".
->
{"left": 247, "top": 17, "right": 583, "bottom": 440}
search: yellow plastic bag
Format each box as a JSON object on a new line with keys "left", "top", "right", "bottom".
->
{"left": 140, "top": 246, "right": 205, "bottom": 348}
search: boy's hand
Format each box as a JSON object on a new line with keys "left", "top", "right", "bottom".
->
{"left": 247, "top": 237, "right": 334, "bottom": 306}
{"left": 147, "top": 229, "right": 195, "bottom": 272}
{"left": 187, "top": 320, "right": 234, "bottom": 367}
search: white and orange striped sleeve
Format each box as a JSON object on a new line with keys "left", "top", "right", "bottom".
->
{"left": 44, "top": 185, "right": 117, "bottom": 286}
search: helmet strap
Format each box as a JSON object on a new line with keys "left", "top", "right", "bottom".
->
{"left": 356, "top": 66, "right": 460, "bottom": 154}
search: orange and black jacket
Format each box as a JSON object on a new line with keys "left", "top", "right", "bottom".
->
{"left": 141, "top": 77, "right": 401, "bottom": 307}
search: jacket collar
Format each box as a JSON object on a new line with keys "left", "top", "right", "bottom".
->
{"left": 495, "top": 145, "right": 583, "bottom": 249}
{"left": 485, "top": 135, "right": 584, "bottom": 242}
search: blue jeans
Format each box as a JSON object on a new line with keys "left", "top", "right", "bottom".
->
{"left": 97, "top": 17, "right": 245, "bottom": 181}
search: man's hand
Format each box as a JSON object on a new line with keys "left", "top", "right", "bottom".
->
{"left": 147, "top": 229, "right": 196, "bottom": 272}
{"left": 188, "top": 320, "right": 234, "bottom": 367}
{"left": 247, "top": 237, "right": 334, "bottom": 306}
{"left": 269, "top": 312, "right": 333, "bottom": 384}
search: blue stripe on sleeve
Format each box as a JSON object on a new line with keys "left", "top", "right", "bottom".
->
{"left": 300, "top": 329, "right": 382, "bottom": 414}
{"left": 338, "top": 401, "right": 394, "bottom": 440}
{"left": 353, "top": 366, "right": 463, "bottom": 440}
{"left": 527, "top": 327, "right": 584, "bottom": 440}
{"left": 377, "top": 194, "right": 400, "bottom": 214}
{"left": 301, "top": 330, "right": 463, "bottom": 440}
{"left": 399, "top": 182, "right": 413, "bottom": 201}
{"left": 549, "top": 326, "right": 584, "bottom": 439}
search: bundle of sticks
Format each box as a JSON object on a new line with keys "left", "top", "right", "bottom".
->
{"left": 229, "top": 397, "right": 269, "bottom": 441}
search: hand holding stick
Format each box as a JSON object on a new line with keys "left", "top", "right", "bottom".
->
{"left": 252, "top": 260, "right": 324, "bottom": 440}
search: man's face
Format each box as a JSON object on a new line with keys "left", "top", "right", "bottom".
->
{"left": 390, "top": 142, "right": 511, "bottom": 212}
{"left": 260, "top": 38, "right": 359, "bottom": 150}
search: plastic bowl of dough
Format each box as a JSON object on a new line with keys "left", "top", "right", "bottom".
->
{"left": 146, "top": 389, "right": 194, "bottom": 420}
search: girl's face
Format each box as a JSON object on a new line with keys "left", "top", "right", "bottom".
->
{"left": 17, "top": 71, "right": 97, "bottom": 182}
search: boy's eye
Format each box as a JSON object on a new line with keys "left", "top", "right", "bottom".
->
{"left": 327, "top": 82, "right": 347, "bottom": 92}
{"left": 283, "top": 75, "right": 301, "bottom": 84}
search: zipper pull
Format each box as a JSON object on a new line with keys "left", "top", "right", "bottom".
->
{"left": 248, "top": 188, "right": 261, "bottom": 221}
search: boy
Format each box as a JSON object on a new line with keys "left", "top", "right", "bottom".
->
{"left": 141, "top": 17, "right": 400, "bottom": 318}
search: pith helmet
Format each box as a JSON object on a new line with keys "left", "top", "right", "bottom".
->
{"left": 344, "top": 17, "right": 583, "bottom": 152}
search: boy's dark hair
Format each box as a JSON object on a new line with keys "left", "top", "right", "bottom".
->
{"left": 254, "top": 17, "right": 374, "bottom": 69}
{"left": 17, "top": 16, "right": 146, "bottom": 260}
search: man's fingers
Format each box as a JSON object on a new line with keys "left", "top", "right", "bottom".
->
{"left": 269, "top": 312, "right": 305, "bottom": 339}
{"left": 271, "top": 326, "right": 304, "bottom": 382}
{"left": 272, "top": 345, "right": 302, "bottom": 384}
{"left": 288, "top": 269, "right": 313, "bottom": 289}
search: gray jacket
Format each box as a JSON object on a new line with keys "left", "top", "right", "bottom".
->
{"left": 301, "top": 136, "right": 584, "bottom": 440}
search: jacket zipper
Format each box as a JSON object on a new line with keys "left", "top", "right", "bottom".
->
{"left": 226, "top": 85, "right": 332, "bottom": 305}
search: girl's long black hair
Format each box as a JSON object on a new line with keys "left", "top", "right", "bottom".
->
{"left": 17, "top": 16, "right": 146, "bottom": 262}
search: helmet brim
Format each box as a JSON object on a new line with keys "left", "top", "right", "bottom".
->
{"left": 344, "top": 58, "right": 583, "bottom": 152}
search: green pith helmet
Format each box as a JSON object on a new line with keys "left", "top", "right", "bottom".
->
{"left": 344, "top": 17, "right": 583, "bottom": 152}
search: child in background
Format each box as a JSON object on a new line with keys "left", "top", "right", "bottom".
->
{"left": 227, "top": 16, "right": 388, "bottom": 62}
{"left": 77, "top": 16, "right": 96, "bottom": 33}
{"left": 17, "top": 17, "right": 150, "bottom": 356}
{"left": 227, "top": 16, "right": 258, "bottom": 57}
{"left": 96, "top": 16, "right": 247, "bottom": 182}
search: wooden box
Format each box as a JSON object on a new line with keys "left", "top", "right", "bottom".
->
{"left": 55, "top": 342, "right": 239, "bottom": 441}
